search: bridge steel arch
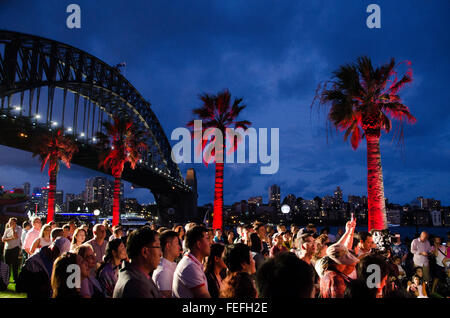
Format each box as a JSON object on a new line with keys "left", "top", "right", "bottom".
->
{"left": 0, "top": 30, "right": 199, "bottom": 225}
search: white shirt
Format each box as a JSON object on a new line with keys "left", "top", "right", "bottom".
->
{"left": 152, "top": 257, "right": 177, "bottom": 293}
{"left": 411, "top": 238, "right": 432, "bottom": 267}
{"left": 172, "top": 252, "right": 208, "bottom": 298}
{"left": 2, "top": 227, "right": 22, "bottom": 250}
{"left": 432, "top": 245, "right": 446, "bottom": 267}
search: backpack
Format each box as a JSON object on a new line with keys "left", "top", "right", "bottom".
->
{"left": 0, "top": 261, "right": 9, "bottom": 291}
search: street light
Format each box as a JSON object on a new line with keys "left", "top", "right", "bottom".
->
{"left": 93, "top": 209, "right": 101, "bottom": 216}
{"left": 281, "top": 204, "right": 290, "bottom": 214}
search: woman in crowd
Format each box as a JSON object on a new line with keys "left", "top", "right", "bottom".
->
{"left": 249, "top": 233, "right": 265, "bottom": 271}
{"left": 74, "top": 244, "right": 105, "bottom": 298}
{"left": 70, "top": 228, "right": 86, "bottom": 252}
{"left": 1, "top": 217, "right": 21, "bottom": 284}
{"left": 407, "top": 274, "right": 428, "bottom": 298}
{"left": 173, "top": 225, "right": 185, "bottom": 241}
{"left": 204, "top": 243, "right": 227, "bottom": 298}
{"left": 96, "top": 238, "right": 127, "bottom": 297}
{"left": 220, "top": 271, "right": 257, "bottom": 298}
{"left": 30, "top": 224, "right": 52, "bottom": 254}
{"left": 51, "top": 252, "right": 89, "bottom": 298}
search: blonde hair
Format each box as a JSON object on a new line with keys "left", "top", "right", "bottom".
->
{"left": 40, "top": 224, "right": 52, "bottom": 238}
{"left": 6, "top": 217, "right": 17, "bottom": 229}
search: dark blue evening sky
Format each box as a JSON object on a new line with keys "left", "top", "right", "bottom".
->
{"left": 0, "top": 0, "right": 449, "bottom": 206}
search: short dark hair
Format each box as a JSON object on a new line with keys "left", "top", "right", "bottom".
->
{"left": 22, "top": 221, "right": 31, "bottom": 228}
{"left": 357, "top": 254, "right": 389, "bottom": 282}
{"left": 344, "top": 279, "right": 377, "bottom": 298}
{"left": 223, "top": 243, "right": 251, "bottom": 273}
{"left": 159, "top": 230, "right": 179, "bottom": 254}
{"left": 62, "top": 224, "right": 70, "bottom": 231}
{"left": 185, "top": 225, "right": 208, "bottom": 251}
{"left": 126, "top": 226, "right": 158, "bottom": 260}
{"left": 358, "top": 231, "right": 372, "bottom": 243}
{"left": 249, "top": 233, "right": 262, "bottom": 253}
{"left": 256, "top": 252, "right": 314, "bottom": 298}
{"left": 51, "top": 228, "right": 63, "bottom": 240}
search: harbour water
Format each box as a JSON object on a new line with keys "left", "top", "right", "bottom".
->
{"left": 317, "top": 225, "right": 450, "bottom": 240}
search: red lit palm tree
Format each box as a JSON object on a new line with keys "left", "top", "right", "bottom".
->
{"left": 33, "top": 129, "right": 78, "bottom": 222}
{"left": 188, "top": 90, "right": 251, "bottom": 231}
{"left": 314, "top": 57, "right": 416, "bottom": 231}
{"left": 96, "top": 116, "right": 147, "bottom": 226}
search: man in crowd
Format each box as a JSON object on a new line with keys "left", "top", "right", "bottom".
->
{"left": 50, "top": 228, "right": 70, "bottom": 254}
{"left": 86, "top": 224, "right": 107, "bottom": 266}
{"left": 109, "top": 225, "right": 124, "bottom": 242}
{"left": 173, "top": 225, "right": 211, "bottom": 298}
{"left": 67, "top": 220, "right": 77, "bottom": 241}
{"left": 17, "top": 237, "right": 67, "bottom": 298}
{"left": 320, "top": 244, "right": 359, "bottom": 298}
{"left": 411, "top": 231, "right": 432, "bottom": 283}
{"left": 62, "top": 224, "right": 71, "bottom": 240}
{"left": 152, "top": 230, "right": 182, "bottom": 298}
{"left": 391, "top": 233, "right": 408, "bottom": 265}
{"left": 23, "top": 217, "right": 42, "bottom": 256}
{"left": 20, "top": 221, "right": 31, "bottom": 265}
{"left": 113, "top": 226, "right": 161, "bottom": 298}
{"left": 256, "top": 252, "right": 315, "bottom": 298}
{"left": 357, "top": 231, "right": 375, "bottom": 258}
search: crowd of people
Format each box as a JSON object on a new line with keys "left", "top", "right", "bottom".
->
{"left": 1, "top": 215, "right": 449, "bottom": 298}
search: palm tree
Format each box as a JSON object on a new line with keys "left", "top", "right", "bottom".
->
{"left": 32, "top": 129, "right": 78, "bottom": 222}
{"left": 314, "top": 57, "right": 416, "bottom": 231}
{"left": 96, "top": 116, "right": 147, "bottom": 226}
{"left": 188, "top": 89, "right": 251, "bottom": 231}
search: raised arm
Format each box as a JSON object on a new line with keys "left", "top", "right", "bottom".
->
{"left": 336, "top": 219, "right": 356, "bottom": 251}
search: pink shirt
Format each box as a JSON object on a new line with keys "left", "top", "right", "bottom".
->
{"left": 23, "top": 227, "right": 40, "bottom": 253}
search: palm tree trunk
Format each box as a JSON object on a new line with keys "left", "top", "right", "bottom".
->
{"left": 112, "top": 177, "right": 121, "bottom": 226}
{"left": 47, "top": 169, "right": 57, "bottom": 223}
{"left": 212, "top": 162, "right": 224, "bottom": 231}
{"left": 365, "top": 129, "right": 388, "bottom": 231}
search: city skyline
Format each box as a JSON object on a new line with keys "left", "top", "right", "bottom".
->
{"left": 0, "top": 1, "right": 449, "bottom": 207}
{"left": 2, "top": 172, "right": 446, "bottom": 209}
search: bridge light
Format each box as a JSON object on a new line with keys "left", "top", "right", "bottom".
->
{"left": 52, "top": 121, "right": 58, "bottom": 126}
{"left": 80, "top": 132, "right": 85, "bottom": 137}
{"left": 13, "top": 106, "right": 21, "bottom": 111}
{"left": 67, "top": 127, "right": 73, "bottom": 132}
{"left": 92, "top": 137, "right": 97, "bottom": 142}
{"left": 35, "top": 114, "right": 41, "bottom": 119}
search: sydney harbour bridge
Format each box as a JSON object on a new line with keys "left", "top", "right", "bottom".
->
{"left": 0, "top": 30, "right": 198, "bottom": 225}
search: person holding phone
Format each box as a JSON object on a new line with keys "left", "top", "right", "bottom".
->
{"left": 410, "top": 231, "right": 432, "bottom": 283}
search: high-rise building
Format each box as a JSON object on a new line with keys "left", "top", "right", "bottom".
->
{"left": 55, "top": 190, "right": 64, "bottom": 210}
{"left": 333, "top": 186, "right": 343, "bottom": 208}
{"left": 268, "top": 184, "right": 280, "bottom": 207}
{"left": 248, "top": 196, "right": 263, "bottom": 205}
{"left": 85, "top": 177, "right": 123, "bottom": 215}
{"left": 23, "top": 182, "right": 30, "bottom": 196}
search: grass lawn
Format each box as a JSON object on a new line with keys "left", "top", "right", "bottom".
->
{"left": 0, "top": 271, "right": 27, "bottom": 298}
